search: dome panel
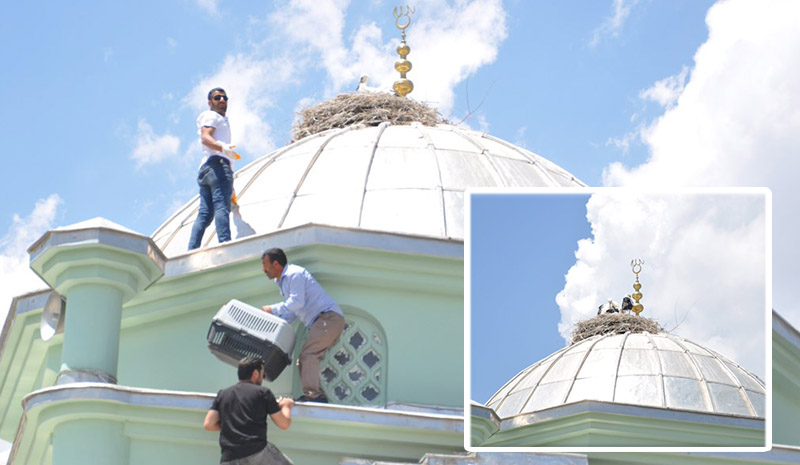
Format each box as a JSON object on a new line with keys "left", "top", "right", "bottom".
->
{"left": 324, "top": 126, "right": 382, "bottom": 149}
{"left": 651, "top": 336, "right": 684, "bottom": 351}
{"left": 296, "top": 147, "right": 372, "bottom": 196}
{"left": 472, "top": 136, "right": 531, "bottom": 162}
{"left": 442, "top": 191, "right": 464, "bottom": 238}
{"left": 234, "top": 198, "right": 290, "bottom": 233}
{"left": 376, "top": 125, "right": 428, "bottom": 148}
{"left": 512, "top": 362, "right": 553, "bottom": 392}
{"left": 282, "top": 192, "right": 363, "bottom": 229}
{"left": 242, "top": 152, "right": 314, "bottom": 200}
{"left": 523, "top": 381, "right": 570, "bottom": 412}
{"left": 491, "top": 158, "right": 557, "bottom": 188}
{"left": 615, "top": 375, "right": 663, "bottom": 407}
{"left": 575, "top": 348, "right": 620, "bottom": 379}
{"left": 496, "top": 388, "right": 533, "bottom": 418}
{"left": 540, "top": 353, "right": 584, "bottom": 384}
{"left": 485, "top": 332, "right": 765, "bottom": 420}
{"left": 567, "top": 376, "right": 614, "bottom": 403}
{"left": 708, "top": 383, "right": 752, "bottom": 416}
{"left": 424, "top": 127, "right": 479, "bottom": 151}
{"left": 658, "top": 350, "right": 700, "bottom": 378}
{"left": 366, "top": 147, "right": 440, "bottom": 190}
{"left": 692, "top": 354, "right": 737, "bottom": 385}
{"left": 618, "top": 349, "right": 660, "bottom": 376}
{"left": 664, "top": 376, "right": 711, "bottom": 412}
{"left": 747, "top": 391, "right": 766, "bottom": 417}
{"left": 360, "top": 189, "right": 444, "bottom": 238}
{"left": 725, "top": 363, "right": 765, "bottom": 392}
{"left": 623, "top": 333, "right": 655, "bottom": 349}
{"left": 436, "top": 150, "right": 502, "bottom": 189}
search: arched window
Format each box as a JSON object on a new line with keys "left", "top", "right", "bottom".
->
{"left": 295, "top": 309, "right": 387, "bottom": 405}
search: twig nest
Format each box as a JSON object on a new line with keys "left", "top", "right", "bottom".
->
{"left": 292, "top": 92, "right": 446, "bottom": 140}
{"left": 571, "top": 313, "right": 663, "bottom": 343}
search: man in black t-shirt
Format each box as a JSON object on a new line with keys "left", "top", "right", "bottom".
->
{"left": 204, "top": 357, "right": 295, "bottom": 464}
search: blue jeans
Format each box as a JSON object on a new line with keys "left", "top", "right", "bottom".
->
{"left": 188, "top": 156, "right": 233, "bottom": 250}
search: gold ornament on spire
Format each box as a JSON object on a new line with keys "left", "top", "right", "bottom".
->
{"left": 630, "top": 259, "right": 645, "bottom": 316}
{"left": 393, "top": 5, "right": 415, "bottom": 97}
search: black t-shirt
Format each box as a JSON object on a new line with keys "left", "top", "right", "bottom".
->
{"left": 210, "top": 381, "right": 281, "bottom": 462}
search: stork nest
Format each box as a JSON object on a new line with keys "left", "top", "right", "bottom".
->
{"left": 292, "top": 92, "right": 446, "bottom": 140}
{"left": 571, "top": 313, "right": 664, "bottom": 343}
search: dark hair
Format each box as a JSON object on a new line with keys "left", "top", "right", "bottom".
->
{"left": 238, "top": 356, "right": 264, "bottom": 380}
{"left": 261, "top": 248, "right": 287, "bottom": 267}
{"left": 207, "top": 87, "right": 226, "bottom": 100}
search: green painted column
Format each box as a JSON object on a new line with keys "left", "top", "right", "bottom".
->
{"left": 52, "top": 420, "right": 129, "bottom": 465}
{"left": 28, "top": 217, "right": 166, "bottom": 385}
{"left": 28, "top": 219, "right": 166, "bottom": 465}
{"left": 59, "top": 282, "right": 124, "bottom": 381}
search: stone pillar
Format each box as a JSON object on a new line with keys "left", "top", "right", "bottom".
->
{"left": 29, "top": 217, "right": 165, "bottom": 383}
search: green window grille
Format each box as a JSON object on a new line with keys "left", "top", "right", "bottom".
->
{"left": 311, "top": 314, "right": 387, "bottom": 406}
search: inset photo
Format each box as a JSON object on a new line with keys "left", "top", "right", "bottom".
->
{"left": 466, "top": 188, "right": 771, "bottom": 452}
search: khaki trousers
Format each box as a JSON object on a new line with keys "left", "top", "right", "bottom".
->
{"left": 299, "top": 312, "right": 345, "bottom": 398}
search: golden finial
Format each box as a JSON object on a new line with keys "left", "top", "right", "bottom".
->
{"left": 630, "top": 259, "right": 645, "bottom": 316}
{"left": 393, "top": 5, "right": 415, "bottom": 97}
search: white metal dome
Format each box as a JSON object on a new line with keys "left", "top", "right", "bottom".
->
{"left": 152, "top": 122, "right": 585, "bottom": 256}
{"left": 485, "top": 332, "right": 765, "bottom": 420}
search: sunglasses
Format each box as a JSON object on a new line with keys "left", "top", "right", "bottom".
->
{"left": 213, "top": 95, "right": 228, "bottom": 101}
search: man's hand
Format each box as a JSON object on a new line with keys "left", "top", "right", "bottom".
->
{"left": 262, "top": 306, "right": 273, "bottom": 314}
{"left": 278, "top": 397, "right": 295, "bottom": 409}
{"left": 219, "top": 142, "right": 242, "bottom": 160}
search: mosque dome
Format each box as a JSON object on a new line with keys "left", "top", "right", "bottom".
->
{"left": 152, "top": 122, "right": 585, "bottom": 256}
{"left": 485, "top": 331, "right": 766, "bottom": 420}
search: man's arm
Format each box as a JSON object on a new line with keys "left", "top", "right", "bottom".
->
{"left": 269, "top": 397, "right": 294, "bottom": 430}
{"left": 201, "top": 126, "right": 225, "bottom": 152}
{"left": 204, "top": 409, "right": 221, "bottom": 431}
{"left": 263, "top": 273, "right": 305, "bottom": 322}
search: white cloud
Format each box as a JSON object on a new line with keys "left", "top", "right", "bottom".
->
{"left": 167, "top": 37, "right": 178, "bottom": 52}
{"left": 269, "top": 0, "right": 507, "bottom": 116}
{"left": 603, "top": 0, "right": 800, "bottom": 327}
{"left": 0, "top": 195, "right": 62, "bottom": 333}
{"left": 591, "top": 0, "right": 638, "bottom": 47}
{"left": 195, "top": 0, "right": 219, "bottom": 16}
{"left": 639, "top": 66, "right": 690, "bottom": 109}
{"left": 130, "top": 118, "right": 181, "bottom": 169}
{"left": 183, "top": 0, "right": 506, "bottom": 156}
{"left": 183, "top": 53, "right": 299, "bottom": 159}
{"left": 556, "top": 192, "right": 767, "bottom": 377}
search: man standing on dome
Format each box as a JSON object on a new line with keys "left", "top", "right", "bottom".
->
{"left": 204, "top": 356, "right": 295, "bottom": 464}
{"left": 188, "top": 87, "right": 239, "bottom": 250}
{"left": 261, "top": 248, "right": 345, "bottom": 403}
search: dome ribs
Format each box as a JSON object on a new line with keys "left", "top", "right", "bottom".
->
{"left": 416, "top": 125, "right": 448, "bottom": 238}
{"left": 357, "top": 122, "right": 391, "bottom": 228}
{"left": 277, "top": 126, "right": 357, "bottom": 229}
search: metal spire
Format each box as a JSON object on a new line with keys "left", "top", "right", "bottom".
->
{"left": 392, "top": 5, "right": 415, "bottom": 97}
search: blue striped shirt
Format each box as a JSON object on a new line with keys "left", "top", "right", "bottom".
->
{"left": 268, "top": 264, "right": 342, "bottom": 328}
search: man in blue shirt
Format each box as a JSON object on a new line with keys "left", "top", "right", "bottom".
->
{"left": 261, "top": 248, "right": 345, "bottom": 403}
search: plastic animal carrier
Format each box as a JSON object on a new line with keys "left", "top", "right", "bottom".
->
{"left": 207, "top": 299, "right": 296, "bottom": 381}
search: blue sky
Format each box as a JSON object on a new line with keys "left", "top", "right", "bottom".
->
{"left": 1, "top": 0, "right": 799, "bottom": 398}
{"left": 469, "top": 193, "right": 592, "bottom": 403}
{"left": 0, "top": 0, "right": 714, "bottom": 238}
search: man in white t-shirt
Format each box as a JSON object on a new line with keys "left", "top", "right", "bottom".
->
{"left": 188, "top": 87, "right": 239, "bottom": 250}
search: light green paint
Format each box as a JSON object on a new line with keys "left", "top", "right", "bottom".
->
{"left": 772, "top": 327, "right": 800, "bottom": 447}
{"left": 11, "top": 388, "right": 462, "bottom": 465}
{"left": 59, "top": 283, "right": 124, "bottom": 376}
{"left": 53, "top": 420, "right": 128, "bottom": 465}
{"left": 473, "top": 409, "right": 764, "bottom": 447}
